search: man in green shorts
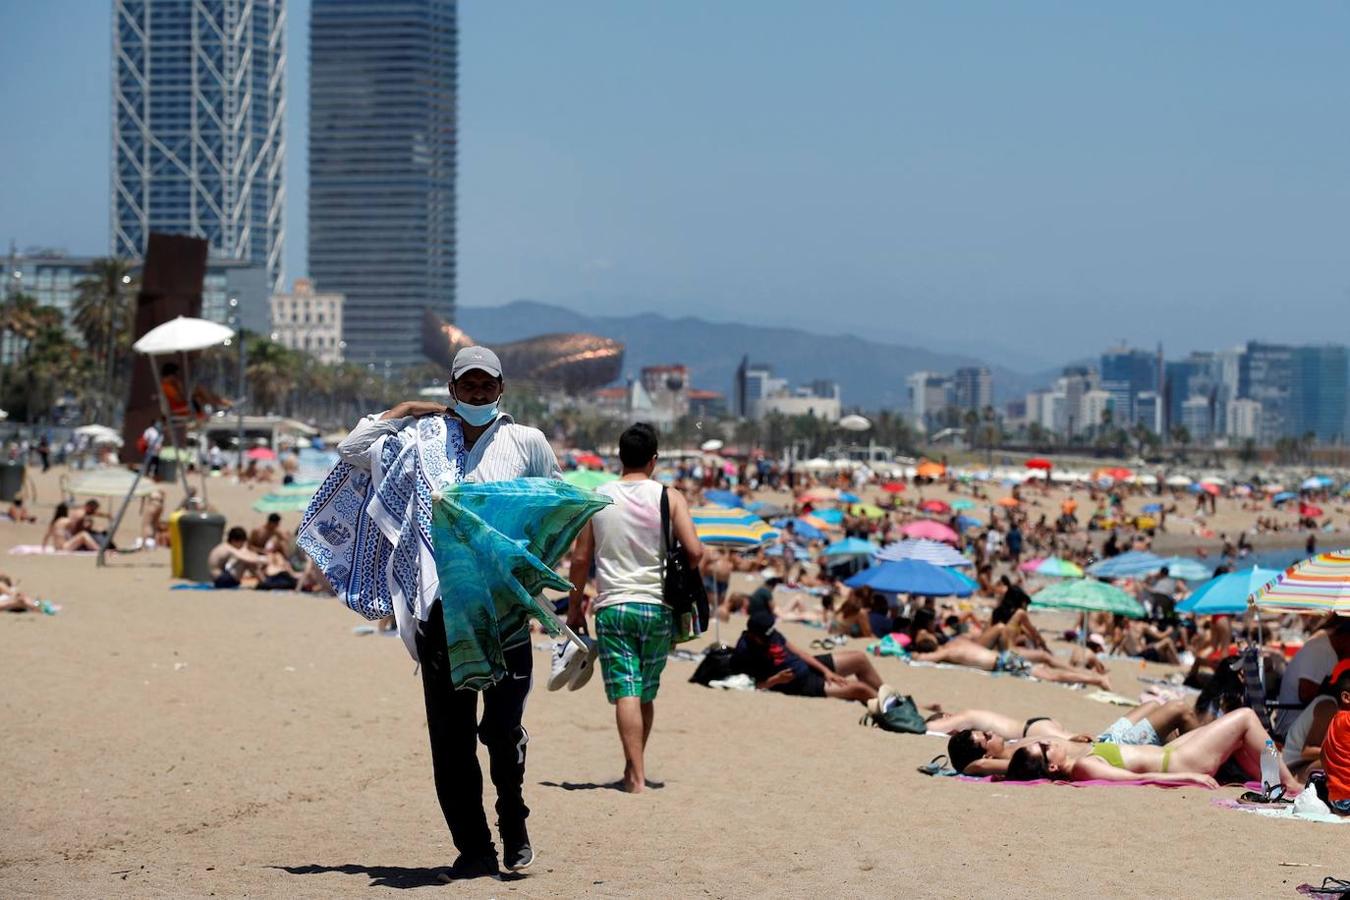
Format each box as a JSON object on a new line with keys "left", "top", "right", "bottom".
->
{"left": 568, "top": 423, "right": 703, "bottom": 793}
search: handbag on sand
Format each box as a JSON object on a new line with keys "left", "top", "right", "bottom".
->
{"left": 660, "top": 487, "right": 709, "bottom": 643}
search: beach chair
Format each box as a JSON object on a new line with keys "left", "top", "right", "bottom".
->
{"left": 1240, "top": 644, "right": 1301, "bottom": 738}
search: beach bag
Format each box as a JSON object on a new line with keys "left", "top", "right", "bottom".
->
{"left": 690, "top": 645, "right": 736, "bottom": 686}
{"left": 661, "top": 487, "right": 709, "bottom": 643}
{"left": 860, "top": 695, "right": 926, "bottom": 734}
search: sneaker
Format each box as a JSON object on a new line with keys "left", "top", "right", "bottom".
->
{"left": 438, "top": 853, "right": 499, "bottom": 882}
{"left": 567, "top": 636, "right": 598, "bottom": 691}
{"left": 547, "top": 638, "right": 585, "bottom": 691}
{"left": 501, "top": 822, "right": 534, "bottom": 872}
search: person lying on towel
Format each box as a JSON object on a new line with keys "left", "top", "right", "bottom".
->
{"left": 1004, "top": 708, "right": 1297, "bottom": 791}
{"left": 938, "top": 699, "right": 1199, "bottom": 777}
{"left": 731, "top": 611, "right": 887, "bottom": 704}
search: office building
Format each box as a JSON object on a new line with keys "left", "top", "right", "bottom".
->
{"left": 1100, "top": 345, "right": 1159, "bottom": 427}
{"left": 112, "top": 0, "right": 286, "bottom": 291}
{"left": 735, "top": 358, "right": 776, "bottom": 417}
{"left": 1079, "top": 389, "right": 1114, "bottom": 432}
{"left": 1294, "top": 346, "right": 1348, "bottom": 444}
{"left": 907, "top": 371, "right": 952, "bottom": 432}
{"left": 1180, "top": 396, "right": 1212, "bottom": 442}
{"left": 1226, "top": 398, "right": 1263, "bottom": 442}
{"left": 1243, "top": 342, "right": 1297, "bottom": 445}
{"left": 309, "top": 0, "right": 458, "bottom": 366}
{"left": 952, "top": 366, "right": 993, "bottom": 412}
{"left": 270, "top": 278, "right": 345, "bottom": 364}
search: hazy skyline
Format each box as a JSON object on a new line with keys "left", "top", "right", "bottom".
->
{"left": 3, "top": 1, "right": 1348, "bottom": 372}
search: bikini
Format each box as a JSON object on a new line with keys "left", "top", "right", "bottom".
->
{"left": 1090, "top": 742, "right": 1172, "bottom": 773}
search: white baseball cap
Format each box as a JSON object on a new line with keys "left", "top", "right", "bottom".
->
{"left": 451, "top": 346, "right": 502, "bottom": 380}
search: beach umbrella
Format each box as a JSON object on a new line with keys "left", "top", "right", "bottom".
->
{"left": 691, "top": 506, "right": 779, "bottom": 547}
{"left": 996, "top": 496, "right": 1019, "bottom": 508}
{"left": 74, "top": 424, "right": 123, "bottom": 446}
{"left": 1153, "top": 556, "right": 1213, "bottom": 581}
{"left": 1197, "top": 482, "right": 1221, "bottom": 496}
{"left": 571, "top": 452, "right": 604, "bottom": 469}
{"left": 1087, "top": 550, "right": 1164, "bottom": 579}
{"left": 1018, "top": 557, "right": 1046, "bottom": 572}
{"left": 247, "top": 447, "right": 277, "bottom": 461}
{"left": 1251, "top": 551, "right": 1350, "bottom": 616}
{"left": 839, "top": 414, "right": 872, "bottom": 432}
{"left": 132, "top": 316, "right": 235, "bottom": 355}
{"left": 699, "top": 439, "right": 724, "bottom": 452}
{"left": 1300, "top": 503, "right": 1325, "bottom": 519}
{"left": 1025, "top": 458, "right": 1052, "bottom": 471}
{"left": 1177, "top": 567, "right": 1281, "bottom": 616}
{"left": 771, "top": 517, "right": 825, "bottom": 541}
{"left": 839, "top": 491, "right": 861, "bottom": 504}
{"left": 67, "top": 468, "right": 156, "bottom": 498}
{"left": 813, "top": 508, "right": 845, "bottom": 525}
{"left": 799, "top": 487, "right": 840, "bottom": 503}
{"left": 822, "top": 537, "right": 878, "bottom": 559}
{"left": 1031, "top": 579, "right": 1145, "bottom": 618}
{"left": 849, "top": 503, "right": 886, "bottom": 520}
{"left": 562, "top": 469, "right": 618, "bottom": 490}
{"left": 1030, "top": 556, "right": 1085, "bottom": 578}
{"left": 1164, "top": 475, "right": 1192, "bottom": 487}
{"left": 1301, "top": 477, "right": 1325, "bottom": 491}
{"left": 252, "top": 492, "right": 317, "bottom": 513}
{"left": 1272, "top": 491, "right": 1298, "bottom": 505}
{"left": 919, "top": 499, "right": 951, "bottom": 514}
{"left": 900, "top": 520, "right": 959, "bottom": 545}
{"left": 950, "top": 499, "right": 976, "bottom": 511}
{"left": 915, "top": 461, "right": 945, "bottom": 479}
{"left": 1142, "top": 503, "right": 1163, "bottom": 514}
{"left": 745, "top": 500, "right": 787, "bottom": 518}
{"left": 1093, "top": 466, "right": 1133, "bottom": 483}
{"left": 954, "top": 514, "right": 982, "bottom": 532}
{"left": 703, "top": 489, "right": 742, "bottom": 508}
{"left": 881, "top": 481, "right": 906, "bottom": 493}
{"left": 764, "top": 542, "right": 810, "bottom": 558}
{"left": 845, "top": 559, "right": 975, "bottom": 596}
{"left": 876, "top": 539, "right": 970, "bottom": 566}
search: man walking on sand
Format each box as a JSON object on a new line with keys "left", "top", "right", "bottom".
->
{"left": 567, "top": 423, "right": 702, "bottom": 792}
{"left": 337, "top": 346, "right": 561, "bottom": 879}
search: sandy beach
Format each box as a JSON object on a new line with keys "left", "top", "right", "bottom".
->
{"left": 3, "top": 466, "right": 1348, "bottom": 899}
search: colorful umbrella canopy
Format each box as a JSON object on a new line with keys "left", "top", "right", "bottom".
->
{"left": 691, "top": 506, "right": 780, "bottom": 547}
{"left": 1093, "top": 467, "right": 1133, "bottom": 482}
{"left": 849, "top": 503, "right": 886, "bottom": 520}
{"left": 1300, "top": 503, "right": 1325, "bottom": 518}
{"left": 876, "top": 539, "right": 970, "bottom": 566}
{"left": 822, "top": 537, "right": 878, "bottom": 559}
{"left": 562, "top": 469, "right": 618, "bottom": 490}
{"left": 1251, "top": 551, "right": 1350, "bottom": 616}
{"left": 954, "top": 515, "right": 983, "bottom": 532}
{"left": 881, "top": 481, "right": 906, "bottom": 493}
{"left": 1087, "top": 550, "right": 1165, "bottom": 578}
{"left": 950, "top": 499, "right": 976, "bottom": 511}
{"left": 1031, "top": 579, "right": 1146, "bottom": 618}
{"left": 1272, "top": 492, "right": 1298, "bottom": 505}
{"left": 813, "top": 508, "right": 845, "bottom": 525}
{"left": 996, "top": 496, "right": 1019, "bottom": 508}
{"left": 745, "top": 500, "right": 787, "bottom": 518}
{"left": 1030, "top": 556, "right": 1084, "bottom": 578}
{"left": 1142, "top": 503, "right": 1163, "bottom": 513}
{"left": 915, "top": 461, "right": 946, "bottom": 479}
{"left": 798, "top": 514, "right": 835, "bottom": 532}
{"left": 247, "top": 447, "right": 277, "bottom": 461}
{"left": 1153, "top": 556, "right": 1214, "bottom": 581}
{"left": 839, "top": 491, "right": 861, "bottom": 504}
{"left": 571, "top": 452, "right": 604, "bottom": 468}
{"left": 1177, "top": 567, "right": 1281, "bottom": 616}
{"left": 900, "top": 520, "right": 959, "bottom": 545}
{"left": 703, "top": 489, "right": 743, "bottom": 508}
{"left": 919, "top": 499, "right": 951, "bottom": 514}
{"left": 1025, "top": 458, "right": 1053, "bottom": 470}
{"left": 845, "top": 559, "right": 975, "bottom": 596}
{"left": 774, "top": 517, "right": 825, "bottom": 541}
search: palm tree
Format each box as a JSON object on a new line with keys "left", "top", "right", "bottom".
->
{"left": 72, "top": 258, "right": 138, "bottom": 419}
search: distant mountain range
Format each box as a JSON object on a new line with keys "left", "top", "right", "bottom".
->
{"left": 458, "top": 300, "right": 1061, "bottom": 411}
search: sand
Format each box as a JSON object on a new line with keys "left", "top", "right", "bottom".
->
{"left": 2, "top": 465, "right": 1347, "bottom": 899}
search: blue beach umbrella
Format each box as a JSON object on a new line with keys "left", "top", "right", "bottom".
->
{"left": 813, "top": 508, "right": 845, "bottom": 525}
{"left": 703, "top": 489, "right": 743, "bottom": 508}
{"left": 822, "top": 537, "right": 877, "bottom": 559}
{"left": 1153, "top": 556, "right": 1214, "bottom": 581}
{"left": 1087, "top": 550, "right": 1164, "bottom": 579}
{"left": 1142, "top": 503, "right": 1163, "bottom": 514}
{"left": 844, "top": 559, "right": 975, "bottom": 596}
{"left": 1177, "top": 567, "right": 1281, "bottom": 616}
{"left": 1272, "top": 492, "right": 1298, "bottom": 505}
{"left": 839, "top": 491, "right": 861, "bottom": 504}
{"left": 954, "top": 514, "right": 982, "bottom": 532}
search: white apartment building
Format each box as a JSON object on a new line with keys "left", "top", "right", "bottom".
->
{"left": 270, "top": 278, "right": 345, "bottom": 364}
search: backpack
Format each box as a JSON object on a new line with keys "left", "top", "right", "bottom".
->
{"left": 860, "top": 694, "right": 926, "bottom": 734}
{"left": 689, "top": 645, "right": 736, "bottom": 686}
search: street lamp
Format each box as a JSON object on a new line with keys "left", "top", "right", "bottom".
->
{"left": 228, "top": 297, "right": 245, "bottom": 473}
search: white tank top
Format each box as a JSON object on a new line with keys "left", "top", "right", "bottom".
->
{"left": 591, "top": 479, "right": 665, "bottom": 610}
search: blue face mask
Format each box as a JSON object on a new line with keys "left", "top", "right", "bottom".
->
{"left": 454, "top": 399, "right": 499, "bottom": 427}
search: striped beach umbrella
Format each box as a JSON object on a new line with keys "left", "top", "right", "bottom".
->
{"left": 876, "top": 539, "right": 970, "bottom": 567}
{"left": 690, "top": 506, "right": 779, "bottom": 547}
{"left": 1087, "top": 550, "right": 1164, "bottom": 579}
{"left": 1029, "top": 556, "right": 1084, "bottom": 578}
{"left": 1250, "top": 551, "right": 1350, "bottom": 616}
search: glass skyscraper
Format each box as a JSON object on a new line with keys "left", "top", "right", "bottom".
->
{"left": 111, "top": 0, "right": 286, "bottom": 290}
{"left": 309, "top": 0, "right": 457, "bottom": 367}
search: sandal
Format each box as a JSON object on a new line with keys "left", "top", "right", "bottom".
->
{"left": 916, "top": 755, "right": 960, "bottom": 777}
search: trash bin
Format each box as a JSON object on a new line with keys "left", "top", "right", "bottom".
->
{"left": 0, "top": 461, "right": 24, "bottom": 502}
{"left": 171, "top": 510, "right": 226, "bottom": 582}
{"left": 157, "top": 459, "right": 179, "bottom": 484}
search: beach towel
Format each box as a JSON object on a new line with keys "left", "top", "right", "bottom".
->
{"left": 429, "top": 480, "right": 611, "bottom": 690}
{"left": 7, "top": 545, "right": 88, "bottom": 556}
{"left": 952, "top": 775, "right": 1257, "bottom": 790}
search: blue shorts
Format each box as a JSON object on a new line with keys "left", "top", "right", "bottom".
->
{"left": 1097, "top": 716, "right": 1162, "bottom": 746}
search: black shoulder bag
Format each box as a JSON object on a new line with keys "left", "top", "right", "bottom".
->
{"left": 660, "top": 487, "right": 709, "bottom": 642}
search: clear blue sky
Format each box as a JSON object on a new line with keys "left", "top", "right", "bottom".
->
{"left": 3, "top": 1, "right": 1349, "bottom": 370}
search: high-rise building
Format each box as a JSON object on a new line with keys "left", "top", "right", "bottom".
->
{"left": 735, "top": 358, "right": 775, "bottom": 417}
{"left": 309, "top": 0, "right": 458, "bottom": 367}
{"left": 1243, "top": 342, "right": 1297, "bottom": 445}
{"left": 907, "top": 371, "right": 952, "bottom": 432}
{"left": 1294, "top": 346, "right": 1348, "bottom": 444}
{"left": 1100, "top": 345, "right": 1159, "bottom": 427}
{"left": 112, "top": 0, "right": 286, "bottom": 297}
{"left": 952, "top": 366, "right": 993, "bottom": 412}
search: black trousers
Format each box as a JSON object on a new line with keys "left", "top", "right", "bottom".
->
{"left": 416, "top": 600, "right": 532, "bottom": 859}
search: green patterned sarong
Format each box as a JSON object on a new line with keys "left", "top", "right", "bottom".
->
{"left": 431, "top": 478, "right": 611, "bottom": 691}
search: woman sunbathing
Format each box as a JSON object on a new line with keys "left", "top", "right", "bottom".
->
{"left": 41, "top": 503, "right": 100, "bottom": 553}
{"left": 911, "top": 636, "right": 1111, "bottom": 689}
{"left": 1005, "top": 708, "right": 1298, "bottom": 791}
